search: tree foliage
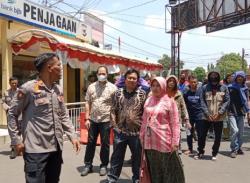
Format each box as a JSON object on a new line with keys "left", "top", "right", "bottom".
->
{"left": 192, "top": 67, "right": 206, "bottom": 81}
{"left": 158, "top": 54, "right": 184, "bottom": 77}
{"left": 158, "top": 54, "right": 171, "bottom": 69}
{"left": 207, "top": 63, "right": 215, "bottom": 73}
{"left": 158, "top": 54, "right": 171, "bottom": 77}
{"left": 216, "top": 53, "right": 247, "bottom": 78}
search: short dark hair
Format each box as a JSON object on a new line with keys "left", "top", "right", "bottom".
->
{"left": 97, "top": 65, "right": 108, "bottom": 74}
{"left": 124, "top": 69, "right": 140, "bottom": 80}
{"left": 9, "top": 76, "right": 18, "bottom": 82}
{"left": 34, "top": 53, "right": 59, "bottom": 72}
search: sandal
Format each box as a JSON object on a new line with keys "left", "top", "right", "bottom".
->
{"left": 184, "top": 150, "right": 192, "bottom": 155}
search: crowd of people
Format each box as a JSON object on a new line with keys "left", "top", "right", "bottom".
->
{"left": 3, "top": 52, "right": 250, "bottom": 183}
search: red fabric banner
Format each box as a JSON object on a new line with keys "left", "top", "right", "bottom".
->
{"left": 12, "top": 36, "right": 163, "bottom": 71}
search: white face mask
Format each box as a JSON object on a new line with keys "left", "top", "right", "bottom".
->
{"left": 98, "top": 75, "right": 107, "bottom": 82}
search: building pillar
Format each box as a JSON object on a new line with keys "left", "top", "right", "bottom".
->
{"left": 80, "top": 69, "right": 85, "bottom": 102}
{"left": 0, "top": 20, "right": 13, "bottom": 127}
{"left": 63, "top": 64, "right": 68, "bottom": 102}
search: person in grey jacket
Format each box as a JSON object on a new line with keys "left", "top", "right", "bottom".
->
{"left": 8, "top": 53, "right": 80, "bottom": 183}
{"left": 195, "top": 71, "right": 230, "bottom": 161}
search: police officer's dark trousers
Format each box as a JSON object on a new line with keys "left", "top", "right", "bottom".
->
{"left": 84, "top": 121, "right": 110, "bottom": 168}
{"left": 23, "top": 150, "right": 63, "bottom": 183}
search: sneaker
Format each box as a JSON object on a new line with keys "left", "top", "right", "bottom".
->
{"left": 80, "top": 166, "right": 93, "bottom": 176}
{"left": 9, "top": 148, "right": 16, "bottom": 159}
{"left": 211, "top": 156, "right": 217, "bottom": 161}
{"left": 194, "top": 153, "right": 203, "bottom": 160}
{"left": 237, "top": 149, "right": 244, "bottom": 155}
{"left": 230, "top": 151, "right": 237, "bottom": 158}
{"left": 99, "top": 167, "right": 107, "bottom": 176}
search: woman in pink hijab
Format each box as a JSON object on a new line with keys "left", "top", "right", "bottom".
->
{"left": 140, "top": 77, "right": 185, "bottom": 183}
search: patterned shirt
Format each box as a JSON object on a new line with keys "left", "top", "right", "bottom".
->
{"left": 85, "top": 81, "right": 117, "bottom": 123}
{"left": 110, "top": 87, "right": 146, "bottom": 136}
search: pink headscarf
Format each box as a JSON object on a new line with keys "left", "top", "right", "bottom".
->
{"left": 151, "top": 77, "right": 167, "bottom": 96}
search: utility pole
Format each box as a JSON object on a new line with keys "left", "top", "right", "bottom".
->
{"left": 242, "top": 48, "right": 245, "bottom": 70}
{"left": 170, "top": 19, "right": 176, "bottom": 75}
{"left": 118, "top": 37, "right": 121, "bottom": 53}
{"left": 166, "top": 1, "right": 182, "bottom": 78}
{"left": 169, "top": 0, "right": 181, "bottom": 78}
{"left": 177, "top": 32, "right": 181, "bottom": 78}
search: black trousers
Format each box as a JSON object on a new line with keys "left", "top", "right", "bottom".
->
{"left": 197, "top": 120, "right": 223, "bottom": 156}
{"left": 187, "top": 120, "right": 204, "bottom": 152}
{"left": 23, "top": 150, "right": 63, "bottom": 183}
{"left": 84, "top": 121, "right": 110, "bottom": 168}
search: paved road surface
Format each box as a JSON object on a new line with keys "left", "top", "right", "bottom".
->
{"left": 1, "top": 127, "right": 250, "bottom": 183}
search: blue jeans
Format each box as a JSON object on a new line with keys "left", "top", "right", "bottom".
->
{"left": 228, "top": 115, "right": 245, "bottom": 152}
{"left": 107, "top": 131, "right": 141, "bottom": 183}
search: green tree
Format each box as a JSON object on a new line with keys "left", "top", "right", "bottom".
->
{"left": 211, "top": 63, "right": 215, "bottom": 70}
{"left": 158, "top": 54, "right": 171, "bottom": 77}
{"left": 207, "top": 63, "right": 216, "bottom": 73}
{"left": 158, "top": 54, "right": 184, "bottom": 77}
{"left": 192, "top": 67, "right": 206, "bottom": 81}
{"left": 207, "top": 64, "right": 210, "bottom": 72}
{"left": 178, "top": 61, "right": 184, "bottom": 69}
{"left": 216, "top": 53, "right": 247, "bottom": 78}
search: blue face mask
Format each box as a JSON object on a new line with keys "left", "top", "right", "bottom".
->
{"left": 97, "top": 75, "right": 107, "bottom": 82}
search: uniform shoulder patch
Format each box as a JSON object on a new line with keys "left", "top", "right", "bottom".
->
{"left": 33, "top": 83, "right": 42, "bottom": 94}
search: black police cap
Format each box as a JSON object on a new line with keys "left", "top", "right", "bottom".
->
{"left": 34, "top": 53, "right": 59, "bottom": 72}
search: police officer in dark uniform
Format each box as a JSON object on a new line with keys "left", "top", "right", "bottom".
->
{"left": 8, "top": 53, "right": 81, "bottom": 183}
